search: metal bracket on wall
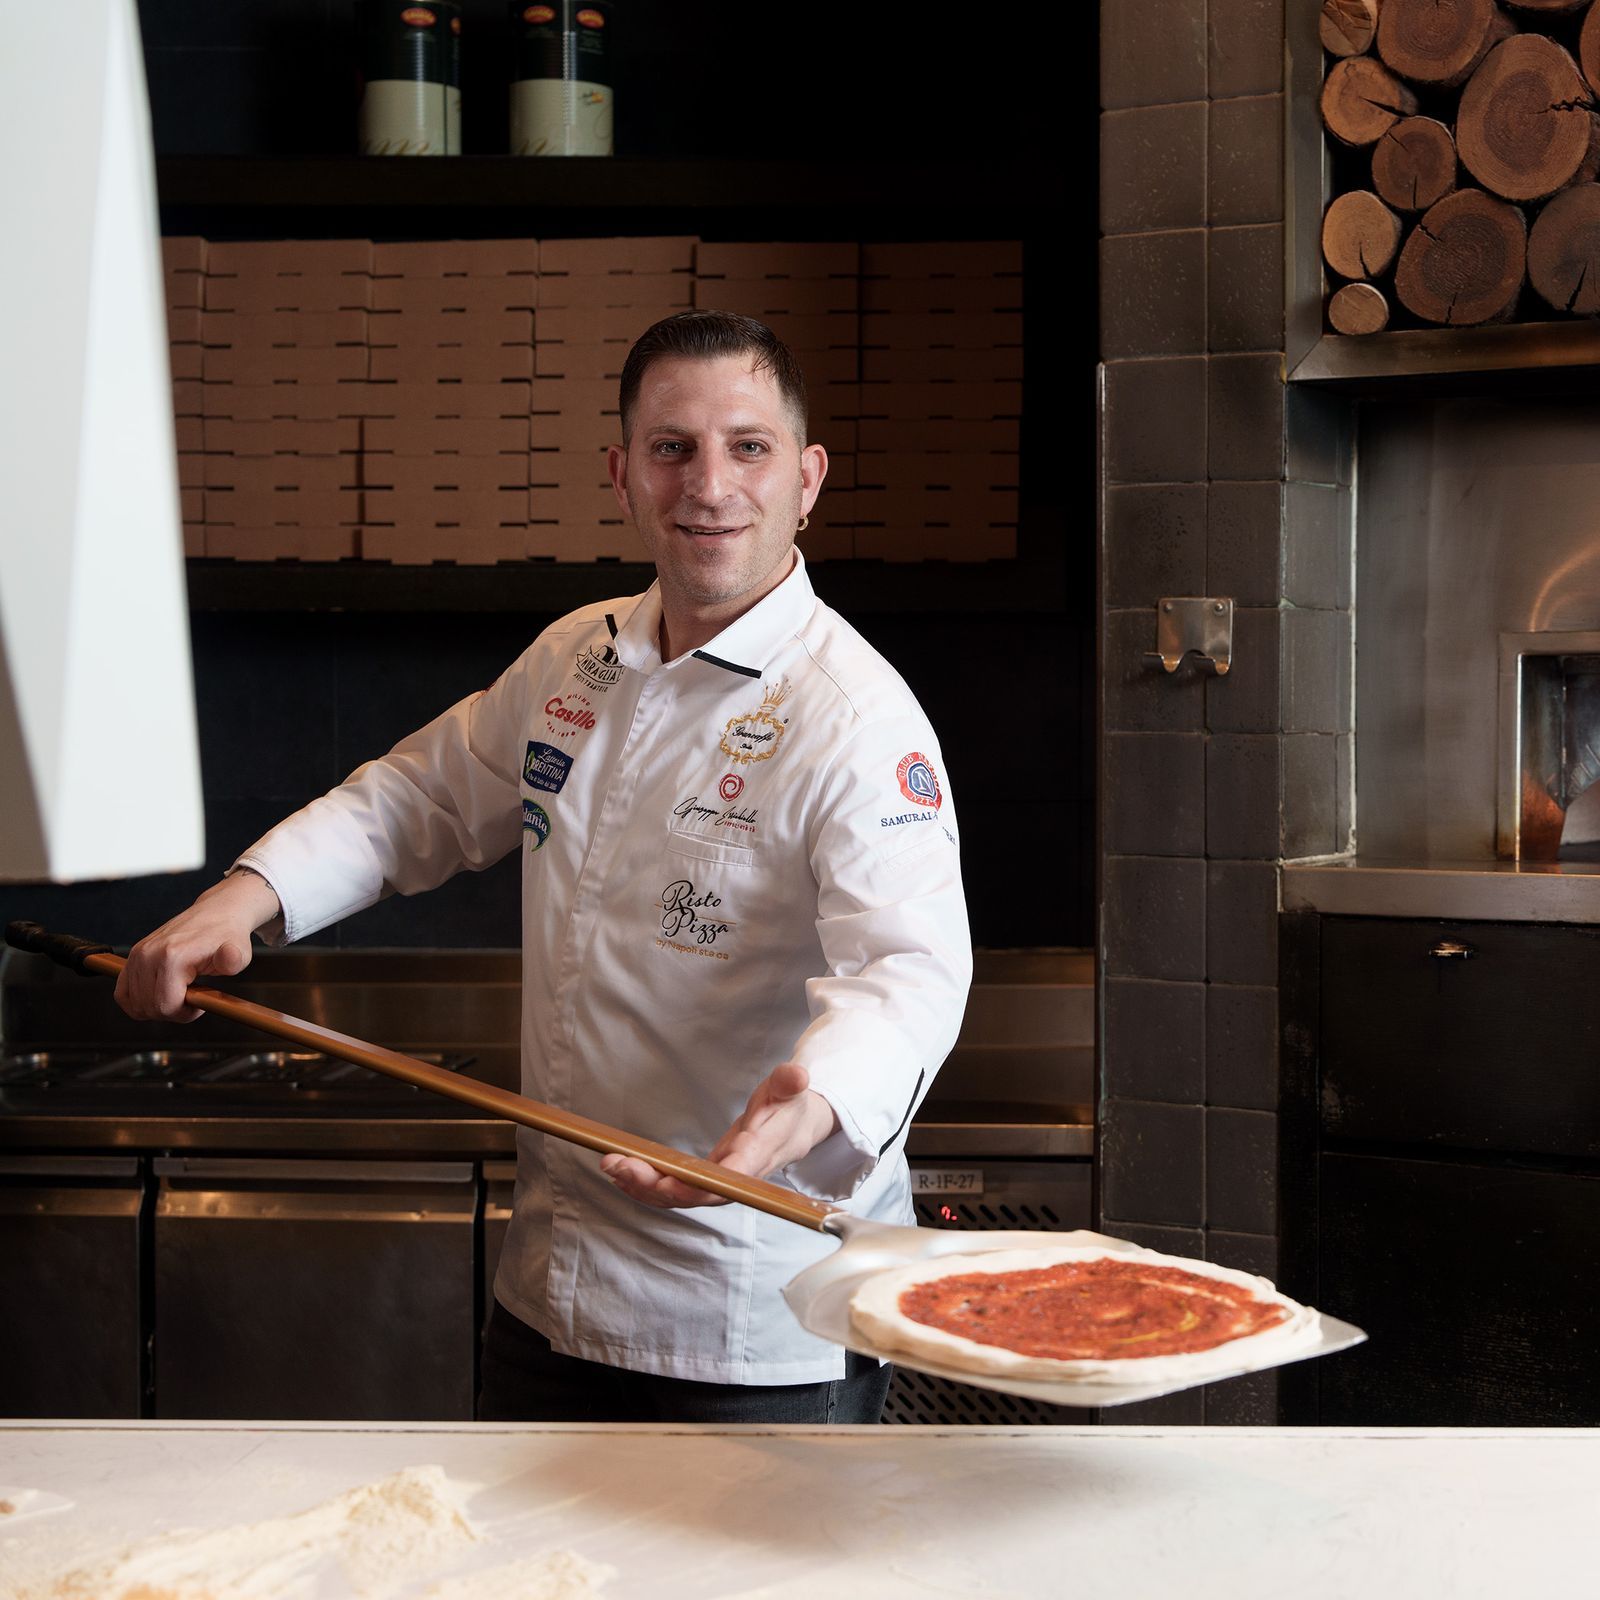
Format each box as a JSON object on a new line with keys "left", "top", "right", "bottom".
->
{"left": 1144, "top": 597, "right": 1234, "bottom": 677}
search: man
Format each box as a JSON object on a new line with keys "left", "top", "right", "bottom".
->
{"left": 116, "top": 310, "right": 971, "bottom": 1423}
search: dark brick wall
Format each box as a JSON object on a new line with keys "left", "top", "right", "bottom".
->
{"left": 1097, "top": 0, "right": 1355, "bottom": 1423}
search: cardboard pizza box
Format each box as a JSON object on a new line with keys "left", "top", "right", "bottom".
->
{"left": 858, "top": 379, "right": 1023, "bottom": 420}
{"left": 529, "top": 413, "right": 620, "bottom": 453}
{"left": 180, "top": 486, "right": 204, "bottom": 525}
{"left": 859, "top": 309, "right": 1025, "bottom": 350}
{"left": 207, "top": 486, "right": 361, "bottom": 526}
{"left": 172, "top": 379, "right": 206, "bottom": 418}
{"left": 202, "top": 274, "right": 373, "bottom": 314}
{"left": 695, "top": 277, "right": 858, "bottom": 317}
{"left": 207, "top": 239, "right": 373, "bottom": 278}
{"left": 529, "top": 375, "right": 616, "bottom": 415}
{"left": 856, "top": 452, "right": 1019, "bottom": 492}
{"left": 694, "top": 241, "right": 859, "bottom": 281}
{"left": 366, "top": 455, "right": 527, "bottom": 494}
{"left": 203, "top": 308, "right": 368, "bottom": 350}
{"left": 204, "top": 344, "right": 368, "bottom": 385}
{"left": 368, "top": 343, "right": 533, "bottom": 383}
{"left": 203, "top": 416, "right": 362, "bottom": 457}
{"left": 536, "top": 272, "right": 693, "bottom": 312}
{"left": 172, "top": 416, "right": 204, "bottom": 456}
{"left": 370, "top": 240, "right": 538, "bottom": 279}
{"left": 538, "top": 236, "right": 697, "bottom": 277}
{"left": 182, "top": 523, "right": 206, "bottom": 558}
{"left": 206, "top": 524, "right": 357, "bottom": 561}
{"left": 161, "top": 235, "right": 207, "bottom": 275}
{"left": 366, "top": 306, "right": 532, "bottom": 348}
{"left": 527, "top": 480, "right": 617, "bottom": 522}
{"left": 363, "top": 487, "right": 529, "bottom": 526}
{"left": 372, "top": 276, "right": 536, "bottom": 316}
{"left": 176, "top": 453, "right": 206, "bottom": 490}
{"left": 166, "top": 305, "right": 204, "bottom": 345}
{"left": 534, "top": 342, "right": 628, "bottom": 381}
{"left": 795, "top": 520, "right": 854, "bottom": 562}
{"left": 204, "top": 454, "right": 358, "bottom": 492}
{"left": 207, "top": 380, "right": 374, "bottom": 422}
{"left": 528, "top": 452, "right": 610, "bottom": 492}
{"left": 860, "top": 241, "right": 1024, "bottom": 278}
{"left": 861, "top": 277, "right": 1025, "bottom": 315}
{"left": 164, "top": 269, "right": 205, "bottom": 312}
{"left": 732, "top": 308, "right": 860, "bottom": 351}
{"left": 856, "top": 415, "right": 1021, "bottom": 453}
{"left": 168, "top": 342, "right": 204, "bottom": 382}
{"left": 365, "top": 416, "right": 530, "bottom": 457}
{"left": 862, "top": 345, "right": 1023, "bottom": 384}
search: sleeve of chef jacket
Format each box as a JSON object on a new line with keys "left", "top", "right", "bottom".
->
{"left": 232, "top": 662, "right": 530, "bottom": 945}
{"left": 782, "top": 714, "right": 973, "bottom": 1202}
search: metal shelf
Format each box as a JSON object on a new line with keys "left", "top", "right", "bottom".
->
{"left": 1288, "top": 322, "right": 1600, "bottom": 394}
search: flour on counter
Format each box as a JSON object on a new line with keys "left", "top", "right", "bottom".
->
{"left": 28, "top": 1463, "right": 479, "bottom": 1600}
{"left": 421, "top": 1550, "right": 615, "bottom": 1599}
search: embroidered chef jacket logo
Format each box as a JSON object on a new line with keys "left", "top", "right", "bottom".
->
{"left": 544, "top": 691, "right": 597, "bottom": 740}
{"left": 673, "top": 795, "right": 759, "bottom": 837}
{"left": 719, "top": 772, "right": 745, "bottom": 802}
{"left": 523, "top": 740, "right": 573, "bottom": 794}
{"left": 720, "top": 677, "right": 792, "bottom": 765}
{"left": 657, "top": 880, "right": 734, "bottom": 959}
{"left": 575, "top": 642, "right": 623, "bottom": 692}
{"left": 522, "top": 798, "right": 551, "bottom": 851}
{"left": 881, "top": 810, "right": 937, "bottom": 830}
{"left": 897, "top": 752, "right": 943, "bottom": 810}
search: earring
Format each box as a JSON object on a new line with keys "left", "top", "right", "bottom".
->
{"left": 797, "top": 515, "right": 810, "bottom": 533}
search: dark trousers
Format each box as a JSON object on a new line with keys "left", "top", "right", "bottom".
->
{"left": 478, "top": 1298, "right": 892, "bottom": 1424}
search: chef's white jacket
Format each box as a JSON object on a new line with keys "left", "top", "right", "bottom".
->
{"left": 238, "top": 551, "right": 971, "bottom": 1383}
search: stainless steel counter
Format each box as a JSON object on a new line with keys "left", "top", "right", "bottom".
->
{"left": 1282, "top": 857, "right": 1600, "bottom": 922}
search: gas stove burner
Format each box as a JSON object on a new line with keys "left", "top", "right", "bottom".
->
{"left": 81, "top": 1049, "right": 228, "bottom": 1087}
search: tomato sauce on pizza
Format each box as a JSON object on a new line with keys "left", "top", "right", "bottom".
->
{"left": 896, "top": 1255, "right": 1290, "bottom": 1361}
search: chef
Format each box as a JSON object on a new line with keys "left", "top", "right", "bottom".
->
{"left": 115, "top": 309, "right": 972, "bottom": 1423}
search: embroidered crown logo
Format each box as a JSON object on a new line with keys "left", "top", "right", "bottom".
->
{"left": 720, "top": 676, "right": 793, "bottom": 765}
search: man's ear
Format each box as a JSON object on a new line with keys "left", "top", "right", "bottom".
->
{"left": 607, "top": 443, "right": 630, "bottom": 517}
{"left": 799, "top": 442, "right": 828, "bottom": 518}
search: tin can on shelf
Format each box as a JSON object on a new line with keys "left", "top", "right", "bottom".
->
{"left": 510, "top": 2, "right": 615, "bottom": 157}
{"left": 359, "top": 1, "right": 461, "bottom": 156}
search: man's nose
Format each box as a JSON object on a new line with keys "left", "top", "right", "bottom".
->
{"left": 683, "top": 448, "right": 732, "bottom": 504}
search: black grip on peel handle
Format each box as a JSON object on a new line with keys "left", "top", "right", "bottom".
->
{"left": 5, "top": 921, "right": 115, "bottom": 973}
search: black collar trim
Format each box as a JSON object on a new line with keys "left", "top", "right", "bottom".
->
{"left": 604, "top": 612, "right": 618, "bottom": 638}
{"left": 692, "top": 649, "right": 761, "bottom": 679}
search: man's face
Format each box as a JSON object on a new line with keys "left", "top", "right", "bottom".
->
{"left": 609, "top": 354, "right": 826, "bottom": 618}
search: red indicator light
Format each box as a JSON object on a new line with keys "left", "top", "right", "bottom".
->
{"left": 940, "top": 1204, "right": 957, "bottom": 1222}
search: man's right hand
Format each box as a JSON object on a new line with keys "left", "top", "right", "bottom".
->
{"left": 114, "top": 869, "right": 283, "bottom": 1023}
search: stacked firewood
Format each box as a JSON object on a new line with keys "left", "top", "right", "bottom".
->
{"left": 1320, "top": 0, "right": 1600, "bottom": 331}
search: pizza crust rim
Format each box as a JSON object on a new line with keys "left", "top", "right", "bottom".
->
{"left": 848, "top": 1244, "right": 1321, "bottom": 1384}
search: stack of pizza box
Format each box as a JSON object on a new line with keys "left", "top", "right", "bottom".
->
{"left": 857, "top": 241, "right": 1023, "bottom": 562}
{"left": 200, "top": 241, "right": 371, "bottom": 560}
{"left": 692, "top": 242, "right": 859, "bottom": 562}
{"left": 530, "top": 237, "right": 696, "bottom": 561}
{"left": 363, "top": 240, "right": 537, "bottom": 564}
{"left": 160, "top": 237, "right": 206, "bottom": 556}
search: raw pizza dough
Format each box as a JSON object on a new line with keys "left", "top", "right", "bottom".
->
{"left": 849, "top": 1244, "right": 1322, "bottom": 1385}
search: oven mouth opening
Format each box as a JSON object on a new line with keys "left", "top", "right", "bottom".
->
{"left": 1499, "top": 633, "right": 1600, "bottom": 860}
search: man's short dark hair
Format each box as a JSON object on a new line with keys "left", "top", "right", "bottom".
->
{"left": 619, "top": 310, "right": 809, "bottom": 444}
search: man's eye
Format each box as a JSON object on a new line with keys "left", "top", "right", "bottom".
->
{"left": 656, "top": 441, "right": 685, "bottom": 455}
{"left": 737, "top": 441, "right": 767, "bottom": 454}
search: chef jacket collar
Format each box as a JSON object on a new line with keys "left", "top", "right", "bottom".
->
{"left": 610, "top": 548, "right": 817, "bottom": 680}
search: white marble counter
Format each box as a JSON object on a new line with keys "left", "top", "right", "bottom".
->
{"left": 1, "top": 1421, "right": 1594, "bottom": 1598}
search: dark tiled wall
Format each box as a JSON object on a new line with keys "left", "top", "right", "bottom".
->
{"left": 0, "top": 607, "right": 1092, "bottom": 953}
{"left": 1097, "top": 0, "right": 1355, "bottom": 1424}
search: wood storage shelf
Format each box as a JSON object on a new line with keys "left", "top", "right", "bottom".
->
{"left": 1298, "top": 0, "right": 1600, "bottom": 381}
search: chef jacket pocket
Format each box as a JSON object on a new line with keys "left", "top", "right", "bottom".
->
{"left": 664, "top": 829, "right": 756, "bottom": 869}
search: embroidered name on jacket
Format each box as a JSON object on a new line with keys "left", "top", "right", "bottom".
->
{"left": 720, "top": 677, "right": 792, "bottom": 764}
{"left": 657, "top": 880, "right": 735, "bottom": 959}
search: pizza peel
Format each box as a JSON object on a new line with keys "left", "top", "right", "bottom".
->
{"left": 5, "top": 922, "right": 1366, "bottom": 1408}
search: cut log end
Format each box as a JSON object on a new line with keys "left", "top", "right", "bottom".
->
{"left": 1394, "top": 188, "right": 1529, "bottom": 325}
{"left": 1323, "top": 189, "right": 1405, "bottom": 278}
{"left": 1322, "top": 55, "right": 1421, "bottom": 147}
{"left": 1372, "top": 116, "right": 1459, "bottom": 212}
{"left": 1457, "top": 34, "right": 1596, "bottom": 203}
{"left": 1582, "top": 4, "right": 1600, "bottom": 99}
{"left": 1528, "top": 183, "right": 1600, "bottom": 314}
{"left": 1377, "top": 0, "right": 1517, "bottom": 89}
{"left": 1321, "top": 0, "right": 1381, "bottom": 57}
{"left": 1328, "top": 281, "right": 1392, "bottom": 334}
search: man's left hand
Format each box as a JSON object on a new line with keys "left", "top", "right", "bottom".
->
{"left": 599, "top": 1062, "right": 838, "bottom": 1209}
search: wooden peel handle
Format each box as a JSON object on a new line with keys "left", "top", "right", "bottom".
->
{"left": 4, "top": 921, "right": 840, "bottom": 1233}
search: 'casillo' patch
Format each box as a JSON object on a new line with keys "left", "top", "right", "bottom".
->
{"left": 720, "top": 677, "right": 792, "bottom": 765}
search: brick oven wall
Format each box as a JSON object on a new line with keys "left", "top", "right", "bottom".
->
{"left": 1097, "top": 0, "right": 1356, "bottom": 1422}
